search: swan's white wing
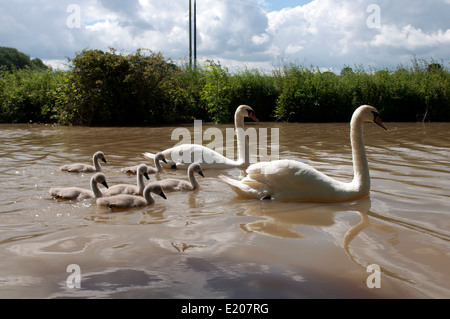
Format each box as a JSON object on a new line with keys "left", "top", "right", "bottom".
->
{"left": 246, "top": 160, "right": 329, "bottom": 188}
{"left": 143, "top": 144, "right": 242, "bottom": 169}
{"left": 219, "top": 175, "right": 271, "bottom": 199}
{"left": 222, "top": 160, "right": 347, "bottom": 202}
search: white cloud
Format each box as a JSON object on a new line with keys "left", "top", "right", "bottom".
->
{"left": 251, "top": 33, "right": 270, "bottom": 45}
{"left": 371, "top": 25, "right": 450, "bottom": 50}
{"left": 285, "top": 44, "right": 303, "bottom": 55}
{"left": 1, "top": 0, "right": 449, "bottom": 71}
{"left": 265, "top": 0, "right": 450, "bottom": 69}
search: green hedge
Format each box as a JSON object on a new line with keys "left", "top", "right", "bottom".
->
{"left": 53, "top": 48, "right": 189, "bottom": 126}
{"left": 274, "top": 60, "right": 449, "bottom": 122}
{"left": 1, "top": 49, "right": 448, "bottom": 125}
{"left": 0, "top": 68, "right": 64, "bottom": 123}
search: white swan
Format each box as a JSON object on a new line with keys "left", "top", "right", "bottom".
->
{"left": 49, "top": 173, "right": 109, "bottom": 200}
{"left": 142, "top": 105, "right": 258, "bottom": 170}
{"left": 60, "top": 151, "right": 107, "bottom": 173}
{"left": 160, "top": 163, "right": 204, "bottom": 191}
{"left": 105, "top": 164, "right": 150, "bottom": 196}
{"left": 97, "top": 182, "right": 167, "bottom": 210}
{"left": 121, "top": 153, "right": 167, "bottom": 175}
{"left": 220, "top": 105, "right": 387, "bottom": 203}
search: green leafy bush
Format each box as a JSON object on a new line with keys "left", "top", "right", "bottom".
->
{"left": 54, "top": 48, "right": 183, "bottom": 126}
{"left": 228, "top": 68, "right": 279, "bottom": 122}
{"left": 0, "top": 69, "right": 63, "bottom": 123}
{"left": 200, "top": 60, "right": 233, "bottom": 123}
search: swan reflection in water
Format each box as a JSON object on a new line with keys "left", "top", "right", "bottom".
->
{"left": 237, "top": 197, "right": 439, "bottom": 286}
{"left": 237, "top": 198, "right": 372, "bottom": 261}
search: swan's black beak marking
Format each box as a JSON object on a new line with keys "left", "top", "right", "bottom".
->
{"left": 102, "top": 158, "right": 107, "bottom": 163}
{"left": 144, "top": 173, "right": 150, "bottom": 180}
{"left": 162, "top": 158, "right": 168, "bottom": 164}
{"left": 159, "top": 191, "right": 167, "bottom": 200}
{"left": 199, "top": 171, "right": 205, "bottom": 178}
{"left": 102, "top": 181, "right": 109, "bottom": 189}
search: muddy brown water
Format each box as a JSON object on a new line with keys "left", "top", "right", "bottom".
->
{"left": 0, "top": 121, "right": 449, "bottom": 298}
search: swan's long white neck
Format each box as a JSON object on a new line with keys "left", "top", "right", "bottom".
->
{"left": 91, "top": 178, "right": 103, "bottom": 197}
{"left": 350, "top": 115, "right": 370, "bottom": 194}
{"left": 188, "top": 167, "right": 200, "bottom": 189}
{"left": 235, "top": 112, "right": 246, "bottom": 164}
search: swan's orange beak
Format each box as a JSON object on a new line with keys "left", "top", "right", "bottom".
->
{"left": 249, "top": 111, "right": 259, "bottom": 122}
{"left": 374, "top": 116, "right": 387, "bottom": 130}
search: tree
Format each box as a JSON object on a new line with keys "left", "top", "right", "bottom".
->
{"left": 427, "top": 63, "right": 443, "bottom": 73}
{"left": 0, "top": 46, "right": 48, "bottom": 71}
{"left": 340, "top": 66, "right": 354, "bottom": 76}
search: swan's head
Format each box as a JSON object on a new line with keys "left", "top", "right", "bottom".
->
{"left": 354, "top": 105, "right": 387, "bottom": 130}
{"left": 137, "top": 164, "right": 150, "bottom": 180}
{"left": 236, "top": 105, "right": 258, "bottom": 122}
{"left": 155, "top": 152, "right": 168, "bottom": 164}
{"left": 93, "top": 172, "right": 109, "bottom": 189}
{"left": 94, "top": 151, "right": 107, "bottom": 163}
{"left": 189, "top": 162, "right": 205, "bottom": 178}
{"left": 145, "top": 182, "right": 167, "bottom": 199}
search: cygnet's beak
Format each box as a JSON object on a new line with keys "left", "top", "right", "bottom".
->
{"left": 159, "top": 191, "right": 167, "bottom": 200}
{"left": 144, "top": 172, "right": 150, "bottom": 180}
{"left": 102, "top": 181, "right": 109, "bottom": 189}
{"left": 198, "top": 171, "right": 205, "bottom": 178}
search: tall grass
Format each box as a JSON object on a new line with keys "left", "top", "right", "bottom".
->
{"left": 0, "top": 68, "right": 64, "bottom": 123}
{"left": 1, "top": 50, "right": 448, "bottom": 125}
{"left": 274, "top": 59, "right": 449, "bottom": 122}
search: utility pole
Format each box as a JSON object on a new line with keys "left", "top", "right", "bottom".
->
{"left": 188, "top": 0, "right": 197, "bottom": 68}
{"left": 194, "top": 0, "right": 197, "bottom": 68}
{"left": 189, "top": 0, "right": 192, "bottom": 67}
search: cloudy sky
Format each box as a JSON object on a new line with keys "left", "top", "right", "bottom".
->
{"left": 1, "top": 0, "right": 449, "bottom": 71}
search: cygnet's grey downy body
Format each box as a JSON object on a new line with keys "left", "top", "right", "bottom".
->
{"left": 121, "top": 153, "right": 167, "bottom": 175}
{"left": 97, "top": 182, "right": 167, "bottom": 210}
{"left": 60, "top": 151, "right": 107, "bottom": 173}
{"left": 160, "top": 163, "right": 204, "bottom": 191}
{"left": 106, "top": 164, "right": 149, "bottom": 196}
{"left": 49, "top": 173, "right": 109, "bottom": 200}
